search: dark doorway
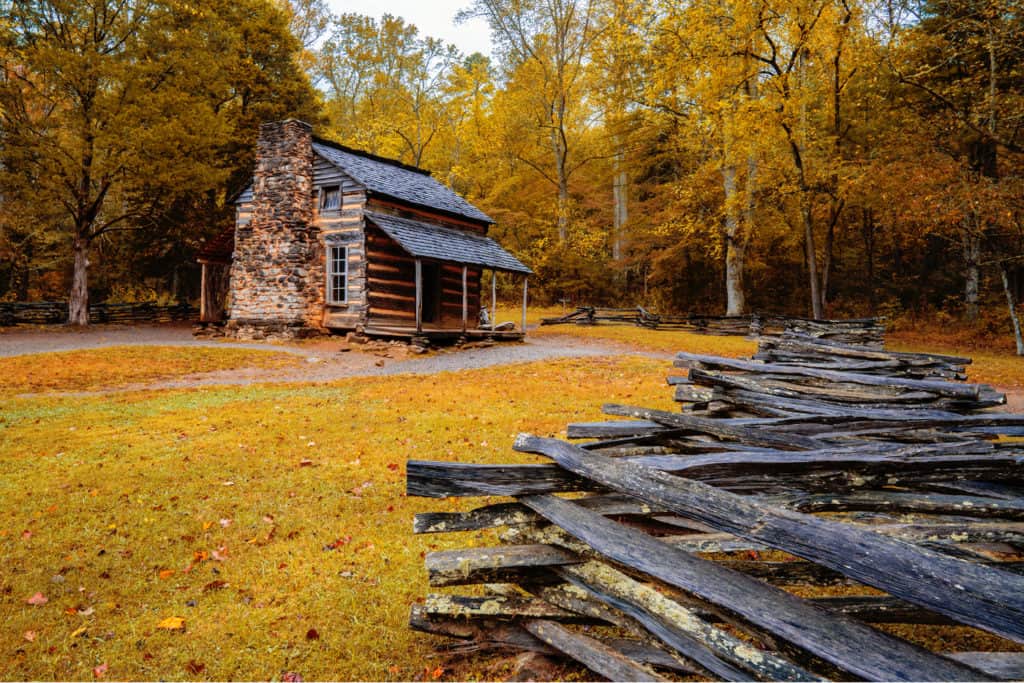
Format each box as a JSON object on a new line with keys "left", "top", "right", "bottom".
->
{"left": 421, "top": 261, "right": 441, "bottom": 323}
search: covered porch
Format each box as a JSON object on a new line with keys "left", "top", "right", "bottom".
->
{"left": 363, "top": 212, "right": 532, "bottom": 341}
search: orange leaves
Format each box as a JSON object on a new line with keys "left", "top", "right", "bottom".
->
{"left": 158, "top": 569, "right": 176, "bottom": 580}
{"left": 92, "top": 663, "right": 108, "bottom": 679}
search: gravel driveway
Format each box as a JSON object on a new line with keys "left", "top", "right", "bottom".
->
{"left": 0, "top": 323, "right": 666, "bottom": 392}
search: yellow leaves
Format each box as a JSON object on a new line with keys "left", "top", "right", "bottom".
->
{"left": 156, "top": 617, "right": 185, "bottom": 632}
{"left": 0, "top": 347, "right": 300, "bottom": 395}
{"left": 69, "top": 625, "right": 88, "bottom": 639}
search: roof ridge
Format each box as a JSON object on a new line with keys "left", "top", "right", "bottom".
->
{"left": 312, "top": 137, "right": 430, "bottom": 176}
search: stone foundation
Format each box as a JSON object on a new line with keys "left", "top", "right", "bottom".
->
{"left": 226, "top": 120, "right": 324, "bottom": 337}
{"left": 223, "top": 319, "right": 325, "bottom": 341}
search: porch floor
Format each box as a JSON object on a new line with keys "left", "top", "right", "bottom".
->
{"left": 360, "top": 324, "right": 525, "bottom": 341}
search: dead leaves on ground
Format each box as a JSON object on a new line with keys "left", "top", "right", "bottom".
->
{"left": 156, "top": 616, "right": 186, "bottom": 632}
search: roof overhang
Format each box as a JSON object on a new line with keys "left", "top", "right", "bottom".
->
{"left": 365, "top": 211, "right": 532, "bottom": 275}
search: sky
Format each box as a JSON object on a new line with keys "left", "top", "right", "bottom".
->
{"left": 326, "top": 0, "right": 494, "bottom": 57}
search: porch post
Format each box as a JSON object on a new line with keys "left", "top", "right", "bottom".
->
{"left": 521, "top": 276, "right": 528, "bottom": 334}
{"left": 200, "top": 262, "right": 208, "bottom": 322}
{"left": 415, "top": 258, "right": 423, "bottom": 334}
{"left": 491, "top": 270, "right": 497, "bottom": 332}
{"left": 461, "top": 265, "right": 468, "bottom": 334}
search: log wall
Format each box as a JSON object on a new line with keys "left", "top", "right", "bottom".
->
{"left": 364, "top": 222, "right": 482, "bottom": 330}
{"left": 316, "top": 155, "right": 368, "bottom": 330}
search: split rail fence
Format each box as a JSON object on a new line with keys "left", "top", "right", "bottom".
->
{"left": 0, "top": 302, "right": 196, "bottom": 326}
{"left": 540, "top": 306, "right": 884, "bottom": 346}
{"left": 406, "top": 331, "right": 1024, "bottom": 681}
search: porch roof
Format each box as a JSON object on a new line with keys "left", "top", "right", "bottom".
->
{"left": 365, "top": 212, "right": 532, "bottom": 275}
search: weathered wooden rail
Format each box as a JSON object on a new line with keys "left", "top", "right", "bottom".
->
{"left": 406, "top": 332, "right": 1024, "bottom": 681}
{"left": 0, "top": 301, "right": 196, "bottom": 326}
{"left": 539, "top": 306, "right": 885, "bottom": 345}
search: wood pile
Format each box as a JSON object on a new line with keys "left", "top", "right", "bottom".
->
{"left": 539, "top": 306, "right": 884, "bottom": 344}
{"left": 406, "top": 334, "right": 1024, "bottom": 681}
{"left": 0, "top": 302, "right": 196, "bottom": 326}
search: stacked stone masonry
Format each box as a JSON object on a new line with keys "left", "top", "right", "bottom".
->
{"left": 227, "top": 120, "right": 323, "bottom": 336}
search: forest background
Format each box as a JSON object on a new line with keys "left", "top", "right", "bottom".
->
{"left": 1, "top": 0, "right": 1022, "bottom": 337}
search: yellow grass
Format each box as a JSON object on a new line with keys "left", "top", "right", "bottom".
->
{"left": 0, "top": 354, "right": 673, "bottom": 681}
{"left": 4, "top": 318, "right": 1024, "bottom": 681}
{"left": 0, "top": 346, "right": 301, "bottom": 395}
{"left": 499, "top": 304, "right": 758, "bottom": 358}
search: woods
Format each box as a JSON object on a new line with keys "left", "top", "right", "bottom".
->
{"left": 1, "top": 0, "right": 1022, "bottom": 336}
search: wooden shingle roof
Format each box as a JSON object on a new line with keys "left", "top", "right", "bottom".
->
{"left": 366, "top": 212, "right": 531, "bottom": 274}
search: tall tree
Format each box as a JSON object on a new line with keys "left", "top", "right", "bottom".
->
{"left": 460, "top": 0, "right": 603, "bottom": 241}
{"left": 0, "top": 0, "right": 318, "bottom": 323}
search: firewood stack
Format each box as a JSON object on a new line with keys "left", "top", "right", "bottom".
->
{"left": 406, "top": 334, "right": 1024, "bottom": 682}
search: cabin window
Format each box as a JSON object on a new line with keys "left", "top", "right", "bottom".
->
{"left": 320, "top": 185, "right": 341, "bottom": 212}
{"left": 327, "top": 246, "right": 348, "bottom": 304}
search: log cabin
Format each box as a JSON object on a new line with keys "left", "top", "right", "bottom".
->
{"left": 197, "top": 119, "right": 531, "bottom": 340}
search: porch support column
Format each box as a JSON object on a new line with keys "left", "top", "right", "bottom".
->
{"left": 491, "top": 270, "right": 497, "bottom": 332}
{"left": 521, "top": 276, "right": 529, "bottom": 334}
{"left": 415, "top": 258, "right": 423, "bottom": 334}
{"left": 200, "top": 262, "right": 209, "bottom": 322}
{"left": 461, "top": 265, "right": 468, "bottom": 334}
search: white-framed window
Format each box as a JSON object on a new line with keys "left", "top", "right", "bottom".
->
{"left": 327, "top": 245, "right": 348, "bottom": 304}
{"left": 320, "top": 185, "right": 341, "bottom": 212}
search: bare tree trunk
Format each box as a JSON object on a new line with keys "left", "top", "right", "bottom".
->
{"left": 1000, "top": 261, "right": 1024, "bottom": 355}
{"left": 725, "top": 235, "right": 746, "bottom": 316}
{"left": 612, "top": 141, "right": 627, "bottom": 261}
{"left": 963, "top": 227, "right": 981, "bottom": 321}
{"left": 69, "top": 236, "right": 90, "bottom": 325}
{"left": 722, "top": 162, "right": 745, "bottom": 316}
{"left": 803, "top": 201, "right": 824, "bottom": 319}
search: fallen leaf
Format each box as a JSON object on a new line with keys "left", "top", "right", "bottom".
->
{"left": 193, "top": 550, "right": 208, "bottom": 562}
{"left": 431, "top": 666, "right": 445, "bottom": 680}
{"left": 282, "top": 673, "right": 303, "bottom": 683}
{"left": 211, "top": 546, "right": 228, "bottom": 562}
{"left": 93, "top": 663, "right": 108, "bottom": 679}
{"left": 21, "top": 530, "right": 32, "bottom": 540}
{"left": 202, "top": 580, "right": 227, "bottom": 592}
{"left": 186, "top": 660, "right": 205, "bottom": 675}
{"left": 23, "top": 630, "right": 37, "bottom": 642}
{"left": 156, "top": 616, "right": 185, "bottom": 631}
{"left": 65, "top": 607, "right": 79, "bottom": 615}
{"left": 299, "top": 459, "right": 314, "bottom": 467}
{"left": 202, "top": 521, "right": 214, "bottom": 531}
{"left": 386, "top": 463, "right": 399, "bottom": 471}
{"left": 158, "top": 569, "right": 176, "bottom": 579}
{"left": 69, "top": 626, "right": 88, "bottom": 639}
{"left": 305, "top": 628, "right": 319, "bottom": 640}
{"left": 26, "top": 592, "right": 47, "bottom": 606}
{"left": 78, "top": 606, "right": 95, "bottom": 617}
{"left": 219, "top": 518, "right": 232, "bottom": 528}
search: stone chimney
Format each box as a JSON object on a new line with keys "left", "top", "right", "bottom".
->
{"left": 227, "top": 120, "right": 322, "bottom": 337}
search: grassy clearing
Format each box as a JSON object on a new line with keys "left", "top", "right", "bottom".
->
{"left": 0, "top": 355, "right": 673, "bottom": 681}
{"left": 0, "top": 346, "right": 301, "bottom": 396}
{"left": 498, "top": 305, "right": 758, "bottom": 358}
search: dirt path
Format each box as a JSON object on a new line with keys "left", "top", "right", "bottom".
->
{"left": 1, "top": 323, "right": 670, "bottom": 394}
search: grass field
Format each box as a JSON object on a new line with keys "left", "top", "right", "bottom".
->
{"left": 2, "top": 319, "right": 1022, "bottom": 681}
{"left": 0, "top": 346, "right": 301, "bottom": 396}
{"left": 0, "top": 348, "right": 672, "bottom": 681}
